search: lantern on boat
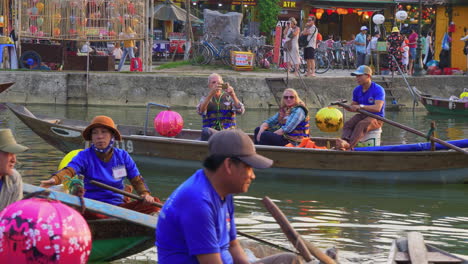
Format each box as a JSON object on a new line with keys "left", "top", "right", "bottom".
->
{"left": 154, "top": 110, "right": 184, "bottom": 137}
{"left": 58, "top": 149, "right": 83, "bottom": 170}
{"left": 0, "top": 198, "right": 92, "bottom": 264}
{"left": 315, "top": 107, "right": 343, "bottom": 132}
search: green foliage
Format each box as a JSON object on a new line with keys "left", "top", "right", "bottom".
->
{"left": 258, "top": 0, "right": 281, "bottom": 35}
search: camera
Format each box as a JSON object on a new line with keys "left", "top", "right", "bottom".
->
{"left": 221, "top": 83, "right": 228, "bottom": 90}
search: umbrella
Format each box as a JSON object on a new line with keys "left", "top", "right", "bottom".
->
{"left": 154, "top": 0, "right": 202, "bottom": 23}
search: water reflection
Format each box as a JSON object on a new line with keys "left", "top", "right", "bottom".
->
{"left": 1, "top": 104, "right": 468, "bottom": 263}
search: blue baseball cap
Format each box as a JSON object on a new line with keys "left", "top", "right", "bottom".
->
{"left": 351, "top": 65, "right": 372, "bottom": 76}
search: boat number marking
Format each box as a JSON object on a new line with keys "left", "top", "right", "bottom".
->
{"left": 50, "top": 127, "right": 82, "bottom": 138}
{"left": 114, "top": 140, "right": 134, "bottom": 153}
{"left": 448, "top": 101, "right": 456, "bottom": 110}
{"left": 426, "top": 99, "right": 432, "bottom": 105}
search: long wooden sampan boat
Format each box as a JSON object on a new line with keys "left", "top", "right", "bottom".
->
{"left": 7, "top": 103, "right": 468, "bottom": 184}
{"left": 22, "top": 184, "right": 156, "bottom": 262}
{"left": 387, "top": 232, "right": 468, "bottom": 264}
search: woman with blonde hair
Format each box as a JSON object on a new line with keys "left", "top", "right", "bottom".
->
{"left": 254, "top": 88, "right": 310, "bottom": 146}
{"left": 283, "top": 17, "right": 301, "bottom": 76}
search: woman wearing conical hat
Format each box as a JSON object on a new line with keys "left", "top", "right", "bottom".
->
{"left": 41, "top": 116, "right": 160, "bottom": 218}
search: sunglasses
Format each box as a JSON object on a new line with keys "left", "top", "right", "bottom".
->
{"left": 283, "top": 96, "right": 295, "bottom": 100}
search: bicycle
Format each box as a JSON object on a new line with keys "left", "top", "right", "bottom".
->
{"left": 190, "top": 33, "right": 241, "bottom": 65}
{"left": 314, "top": 42, "right": 331, "bottom": 74}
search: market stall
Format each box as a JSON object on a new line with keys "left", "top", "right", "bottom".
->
{"left": 17, "top": 0, "right": 149, "bottom": 71}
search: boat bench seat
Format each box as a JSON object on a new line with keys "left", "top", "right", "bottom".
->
{"left": 395, "top": 252, "right": 462, "bottom": 263}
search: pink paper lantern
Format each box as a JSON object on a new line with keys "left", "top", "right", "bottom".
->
{"left": 154, "top": 110, "right": 184, "bottom": 137}
{"left": 29, "top": 25, "right": 38, "bottom": 34}
{"left": 0, "top": 198, "right": 92, "bottom": 263}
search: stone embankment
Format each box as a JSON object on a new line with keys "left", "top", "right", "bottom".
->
{"left": 0, "top": 70, "right": 466, "bottom": 109}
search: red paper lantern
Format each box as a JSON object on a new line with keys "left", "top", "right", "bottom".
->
{"left": 347, "top": 8, "right": 354, "bottom": 14}
{"left": 0, "top": 198, "right": 92, "bottom": 263}
{"left": 326, "top": 9, "right": 333, "bottom": 15}
{"left": 154, "top": 110, "right": 184, "bottom": 137}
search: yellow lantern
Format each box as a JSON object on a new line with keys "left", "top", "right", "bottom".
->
{"left": 357, "top": 11, "right": 363, "bottom": 16}
{"left": 316, "top": 12, "right": 323, "bottom": 19}
{"left": 406, "top": 5, "right": 412, "bottom": 11}
{"left": 131, "top": 18, "right": 139, "bottom": 27}
{"left": 315, "top": 107, "right": 344, "bottom": 133}
{"left": 36, "top": 2, "right": 45, "bottom": 12}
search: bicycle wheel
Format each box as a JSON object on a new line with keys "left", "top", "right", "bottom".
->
{"left": 315, "top": 53, "right": 330, "bottom": 74}
{"left": 190, "top": 43, "right": 211, "bottom": 65}
{"left": 299, "top": 59, "right": 307, "bottom": 74}
{"left": 221, "top": 45, "right": 241, "bottom": 66}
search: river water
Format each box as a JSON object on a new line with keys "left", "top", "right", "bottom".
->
{"left": 2, "top": 104, "right": 468, "bottom": 263}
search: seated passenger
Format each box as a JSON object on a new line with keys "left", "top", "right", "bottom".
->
{"left": 254, "top": 88, "right": 310, "bottom": 146}
{"left": 40, "top": 115, "right": 160, "bottom": 218}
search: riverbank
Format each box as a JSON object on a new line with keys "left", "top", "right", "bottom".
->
{"left": 0, "top": 68, "right": 466, "bottom": 109}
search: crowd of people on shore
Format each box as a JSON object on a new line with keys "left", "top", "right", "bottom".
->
{"left": 282, "top": 15, "right": 437, "bottom": 76}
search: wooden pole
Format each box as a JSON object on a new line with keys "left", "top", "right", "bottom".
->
{"left": 430, "top": 121, "right": 436, "bottom": 151}
{"left": 331, "top": 101, "right": 468, "bottom": 155}
{"left": 262, "top": 196, "right": 337, "bottom": 263}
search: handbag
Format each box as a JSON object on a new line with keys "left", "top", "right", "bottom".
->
{"left": 298, "top": 35, "right": 309, "bottom": 48}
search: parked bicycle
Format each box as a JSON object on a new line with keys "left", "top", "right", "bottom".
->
{"left": 314, "top": 42, "right": 331, "bottom": 74}
{"left": 190, "top": 33, "right": 241, "bottom": 65}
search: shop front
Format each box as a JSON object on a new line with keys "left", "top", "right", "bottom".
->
{"left": 304, "top": 0, "right": 395, "bottom": 42}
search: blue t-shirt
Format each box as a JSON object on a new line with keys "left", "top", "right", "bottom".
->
{"left": 67, "top": 147, "right": 140, "bottom": 205}
{"left": 353, "top": 82, "right": 386, "bottom": 117}
{"left": 0, "top": 178, "right": 3, "bottom": 192}
{"left": 355, "top": 33, "right": 367, "bottom": 54}
{"left": 156, "top": 169, "right": 237, "bottom": 264}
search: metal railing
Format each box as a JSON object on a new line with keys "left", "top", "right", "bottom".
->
{"left": 144, "top": 102, "right": 170, "bottom": 136}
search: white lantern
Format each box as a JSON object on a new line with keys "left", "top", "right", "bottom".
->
{"left": 372, "top": 14, "right": 385, "bottom": 25}
{"left": 396, "top": 10, "right": 408, "bottom": 21}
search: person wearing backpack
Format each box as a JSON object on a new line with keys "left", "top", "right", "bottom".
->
{"left": 301, "top": 16, "right": 318, "bottom": 77}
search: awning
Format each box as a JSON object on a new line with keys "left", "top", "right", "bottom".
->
{"left": 312, "top": 0, "right": 395, "bottom": 3}
{"left": 154, "top": 0, "right": 203, "bottom": 23}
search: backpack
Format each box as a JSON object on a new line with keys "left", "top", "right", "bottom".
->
{"left": 299, "top": 27, "right": 317, "bottom": 48}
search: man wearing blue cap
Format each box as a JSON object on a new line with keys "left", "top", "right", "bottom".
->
{"left": 340, "top": 65, "right": 385, "bottom": 150}
{"left": 354, "top": 26, "right": 368, "bottom": 67}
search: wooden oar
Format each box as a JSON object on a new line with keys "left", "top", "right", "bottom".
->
{"left": 90, "top": 180, "right": 163, "bottom": 208}
{"left": 331, "top": 101, "right": 468, "bottom": 155}
{"left": 262, "top": 196, "right": 336, "bottom": 264}
{"left": 90, "top": 180, "right": 297, "bottom": 254}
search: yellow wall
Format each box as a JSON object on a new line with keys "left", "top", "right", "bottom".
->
{"left": 451, "top": 6, "right": 468, "bottom": 71}
{"left": 434, "top": 6, "right": 448, "bottom": 61}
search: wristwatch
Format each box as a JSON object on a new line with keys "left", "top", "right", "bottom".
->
{"left": 359, "top": 104, "right": 365, "bottom": 109}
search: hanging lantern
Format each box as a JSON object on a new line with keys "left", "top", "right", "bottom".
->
{"left": 315, "top": 107, "right": 343, "bottom": 133}
{"left": 131, "top": 18, "right": 139, "bottom": 27}
{"left": 128, "top": 2, "right": 136, "bottom": 15}
{"left": 406, "top": 5, "right": 412, "bottom": 11}
{"left": 316, "top": 12, "right": 323, "bottom": 20}
{"left": 396, "top": 10, "right": 408, "bottom": 21}
{"left": 36, "top": 2, "right": 45, "bottom": 12}
{"left": 36, "top": 17, "right": 44, "bottom": 26}
{"left": 154, "top": 110, "right": 184, "bottom": 137}
{"left": 0, "top": 198, "right": 92, "bottom": 263}
{"left": 372, "top": 14, "right": 385, "bottom": 25}
{"left": 347, "top": 8, "right": 354, "bottom": 14}
{"left": 29, "top": 25, "right": 38, "bottom": 34}
{"left": 357, "top": 11, "right": 363, "bottom": 16}
{"left": 53, "top": 27, "right": 61, "bottom": 36}
{"left": 326, "top": 9, "right": 333, "bottom": 15}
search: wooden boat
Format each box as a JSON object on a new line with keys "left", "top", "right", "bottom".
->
{"left": 7, "top": 103, "right": 468, "bottom": 183}
{"left": 23, "top": 184, "right": 156, "bottom": 262}
{"left": 414, "top": 88, "right": 468, "bottom": 116}
{"left": 387, "top": 232, "right": 468, "bottom": 264}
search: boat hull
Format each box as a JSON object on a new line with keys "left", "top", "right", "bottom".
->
{"left": 8, "top": 103, "right": 468, "bottom": 184}
{"left": 420, "top": 96, "right": 468, "bottom": 116}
